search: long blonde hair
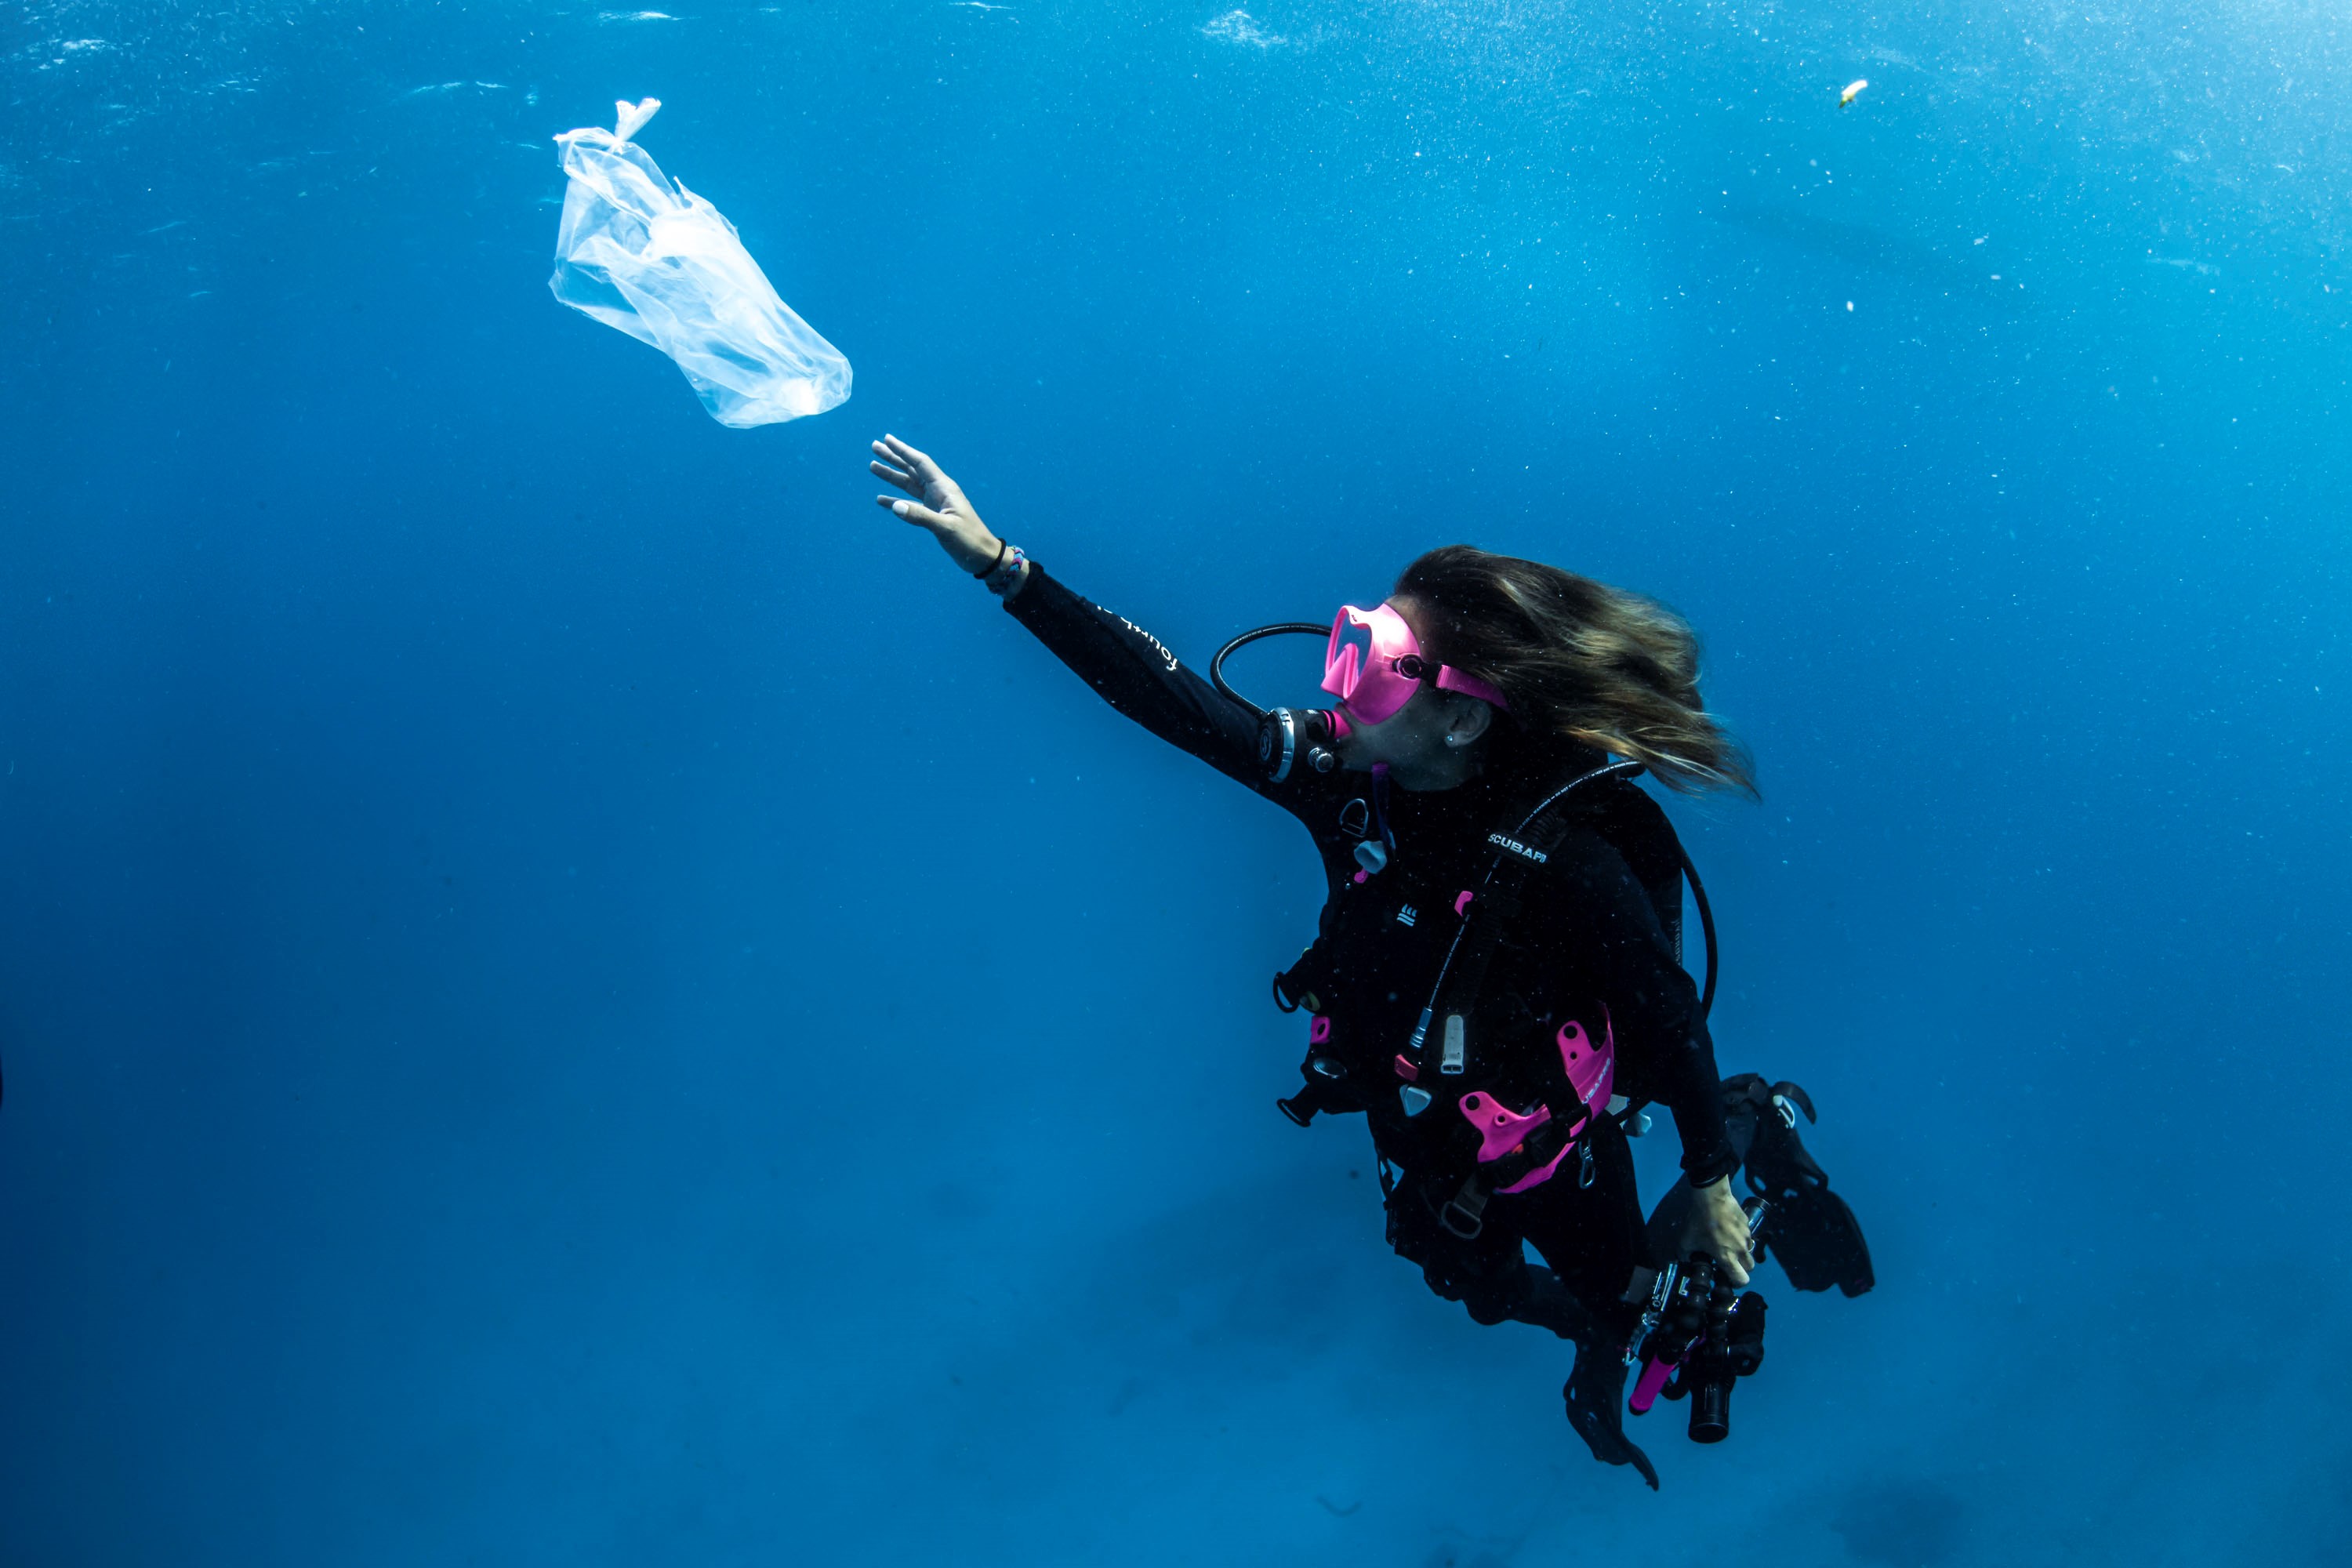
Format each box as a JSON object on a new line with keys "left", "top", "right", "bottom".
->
{"left": 1396, "top": 545, "right": 1755, "bottom": 797}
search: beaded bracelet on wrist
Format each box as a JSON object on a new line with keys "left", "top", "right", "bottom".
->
{"left": 983, "top": 546, "right": 1028, "bottom": 597}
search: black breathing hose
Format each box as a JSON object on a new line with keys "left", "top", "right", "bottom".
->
{"left": 1675, "top": 838, "right": 1720, "bottom": 1021}
{"left": 1208, "top": 623, "right": 1329, "bottom": 720}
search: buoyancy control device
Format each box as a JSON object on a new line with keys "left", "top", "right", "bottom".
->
{"left": 1270, "top": 760, "right": 1715, "bottom": 1229}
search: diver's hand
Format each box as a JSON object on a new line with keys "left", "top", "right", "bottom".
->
{"left": 870, "top": 435, "right": 1002, "bottom": 575}
{"left": 1679, "top": 1177, "right": 1755, "bottom": 1287}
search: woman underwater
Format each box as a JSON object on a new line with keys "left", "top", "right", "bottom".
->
{"left": 869, "top": 434, "right": 1869, "bottom": 1486}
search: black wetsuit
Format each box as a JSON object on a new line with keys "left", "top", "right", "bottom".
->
{"left": 1007, "top": 566, "right": 1736, "bottom": 1344}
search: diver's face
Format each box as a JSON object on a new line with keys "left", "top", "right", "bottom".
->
{"left": 1334, "top": 684, "right": 1461, "bottom": 775}
{"left": 1329, "top": 594, "right": 1493, "bottom": 785}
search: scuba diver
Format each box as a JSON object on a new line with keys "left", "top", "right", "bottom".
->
{"left": 869, "top": 434, "right": 1871, "bottom": 1486}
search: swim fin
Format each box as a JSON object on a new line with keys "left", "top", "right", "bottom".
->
{"left": 1719, "top": 1073, "right": 1875, "bottom": 1298}
{"left": 1563, "top": 1341, "right": 1659, "bottom": 1490}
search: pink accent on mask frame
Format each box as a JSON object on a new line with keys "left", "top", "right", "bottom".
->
{"left": 1319, "top": 602, "right": 1509, "bottom": 725}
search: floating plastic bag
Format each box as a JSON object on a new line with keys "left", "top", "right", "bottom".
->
{"left": 550, "top": 98, "right": 850, "bottom": 427}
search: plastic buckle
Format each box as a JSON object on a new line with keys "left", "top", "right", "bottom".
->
{"left": 1439, "top": 1181, "right": 1489, "bottom": 1240}
{"left": 1577, "top": 1140, "right": 1596, "bottom": 1189}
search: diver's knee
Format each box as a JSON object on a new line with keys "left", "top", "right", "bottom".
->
{"left": 1462, "top": 1294, "right": 1516, "bottom": 1327}
{"left": 1414, "top": 1259, "right": 1514, "bottom": 1324}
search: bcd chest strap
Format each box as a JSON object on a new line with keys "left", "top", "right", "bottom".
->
{"left": 1438, "top": 1105, "right": 1597, "bottom": 1238}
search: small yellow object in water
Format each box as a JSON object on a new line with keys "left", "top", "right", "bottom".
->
{"left": 1840, "top": 78, "right": 1869, "bottom": 106}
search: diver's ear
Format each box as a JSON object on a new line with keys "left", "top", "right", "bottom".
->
{"left": 1443, "top": 696, "right": 1495, "bottom": 749}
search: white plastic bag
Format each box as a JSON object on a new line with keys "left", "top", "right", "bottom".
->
{"left": 550, "top": 98, "right": 850, "bottom": 427}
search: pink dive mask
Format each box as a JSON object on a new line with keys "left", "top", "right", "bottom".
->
{"left": 1319, "top": 602, "right": 1510, "bottom": 727}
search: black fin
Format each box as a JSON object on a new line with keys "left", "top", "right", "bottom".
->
{"left": 1722, "top": 1074, "right": 1875, "bottom": 1298}
{"left": 1563, "top": 1344, "right": 1660, "bottom": 1490}
{"left": 1762, "top": 1186, "right": 1873, "bottom": 1297}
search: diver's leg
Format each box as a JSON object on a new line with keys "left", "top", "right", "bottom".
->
{"left": 1510, "top": 1118, "right": 1647, "bottom": 1342}
{"left": 1510, "top": 1264, "right": 1602, "bottom": 1342}
{"left": 1504, "top": 1121, "right": 1659, "bottom": 1487}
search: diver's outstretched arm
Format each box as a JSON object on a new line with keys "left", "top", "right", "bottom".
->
{"left": 866, "top": 432, "right": 1279, "bottom": 791}
{"left": 871, "top": 434, "right": 1031, "bottom": 599}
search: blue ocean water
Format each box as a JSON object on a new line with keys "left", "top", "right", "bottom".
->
{"left": 4, "top": 2, "right": 2348, "bottom": 1563}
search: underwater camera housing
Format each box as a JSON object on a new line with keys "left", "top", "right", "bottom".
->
{"left": 1211, "top": 622, "right": 1346, "bottom": 783}
{"left": 1627, "top": 1197, "right": 1771, "bottom": 1444}
{"left": 1628, "top": 1252, "right": 1769, "bottom": 1444}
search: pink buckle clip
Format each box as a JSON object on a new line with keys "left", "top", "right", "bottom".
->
{"left": 1556, "top": 1011, "right": 1616, "bottom": 1113}
{"left": 1393, "top": 1054, "right": 1418, "bottom": 1082}
{"left": 1498, "top": 1120, "right": 1583, "bottom": 1193}
{"left": 1459, "top": 1093, "right": 1583, "bottom": 1194}
{"left": 1458, "top": 1092, "right": 1552, "bottom": 1163}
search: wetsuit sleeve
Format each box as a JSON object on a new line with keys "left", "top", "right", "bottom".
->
{"left": 1002, "top": 563, "right": 1272, "bottom": 792}
{"left": 1540, "top": 828, "right": 1738, "bottom": 1184}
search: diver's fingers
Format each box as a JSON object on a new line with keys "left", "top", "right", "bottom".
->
{"left": 877, "top": 434, "right": 944, "bottom": 481}
{"left": 877, "top": 494, "right": 952, "bottom": 532}
{"left": 869, "top": 438, "right": 925, "bottom": 477}
{"left": 873, "top": 444, "right": 967, "bottom": 514}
